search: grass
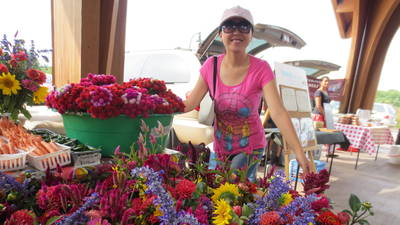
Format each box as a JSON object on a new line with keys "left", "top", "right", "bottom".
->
{"left": 39, "top": 66, "right": 52, "bottom": 74}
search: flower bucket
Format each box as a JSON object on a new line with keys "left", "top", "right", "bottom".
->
{"left": 62, "top": 113, "right": 174, "bottom": 157}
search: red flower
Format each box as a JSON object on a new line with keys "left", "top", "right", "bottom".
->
{"left": 303, "top": 169, "right": 330, "bottom": 195}
{"left": 0, "top": 48, "right": 3, "bottom": 55}
{"left": 337, "top": 211, "right": 351, "bottom": 224}
{"left": 12, "top": 51, "right": 28, "bottom": 61}
{"left": 0, "top": 63, "right": 8, "bottom": 74}
{"left": 175, "top": 179, "right": 196, "bottom": 200}
{"left": 260, "top": 211, "right": 283, "bottom": 225}
{"left": 316, "top": 210, "right": 341, "bottom": 225}
{"left": 9, "top": 59, "right": 17, "bottom": 67}
{"left": 4, "top": 209, "right": 36, "bottom": 225}
{"left": 312, "top": 196, "right": 330, "bottom": 212}
{"left": 26, "top": 68, "right": 46, "bottom": 84}
{"left": 232, "top": 205, "right": 242, "bottom": 216}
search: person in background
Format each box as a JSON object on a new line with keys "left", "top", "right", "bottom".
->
{"left": 312, "top": 76, "right": 335, "bottom": 156}
{"left": 184, "top": 5, "right": 311, "bottom": 181}
{"left": 312, "top": 76, "right": 331, "bottom": 127}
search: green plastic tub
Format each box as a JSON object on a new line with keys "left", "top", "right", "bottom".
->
{"left": 62, "top": 113, "right": 174, "bottom": 157}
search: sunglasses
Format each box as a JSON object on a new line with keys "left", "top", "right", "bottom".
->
{"left": 221, "top": 20, "right": 252, "bottom": 34}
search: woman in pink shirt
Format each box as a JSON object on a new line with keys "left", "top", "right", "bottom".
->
{"left": 184, "top": 6, "right": 311, "bottom": 181}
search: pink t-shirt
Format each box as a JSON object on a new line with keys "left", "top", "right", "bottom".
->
{"left": 200, "top": 54, "right": 274, "bottom": 158}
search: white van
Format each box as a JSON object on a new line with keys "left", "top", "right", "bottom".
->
{"left": 124, "top": 49, "right": 201, "bottom": 99}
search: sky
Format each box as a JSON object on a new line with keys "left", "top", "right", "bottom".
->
{"left": 2, "top": 0, "right": 399, "bottom": 91}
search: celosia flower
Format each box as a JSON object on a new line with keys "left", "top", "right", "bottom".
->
{"left": 212, "top": 182, "right": 241, "bottom": 203}
{"left": 33, "top": 86, "right": 48, "bottom": 103}
{"left": 0, "top": 72, "right": 21, "bottom": 95}
{"left": 303, "top": 169, "right": 330, "bottom": 195}
{"left": 26, "top": 68, "right": 46, "bottom": 84}
{"left": 212, "top": 199, "right": 232, "bottom": 225}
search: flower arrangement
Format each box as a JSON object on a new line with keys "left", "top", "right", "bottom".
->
{"left": 45, "top": 74, "right": 185, "bottom": 119}
{"left": 0, "top": 129, "right": 374, "bottom": 225}
{"left": 0, "top": 34, "right": 50, "bottom": 120}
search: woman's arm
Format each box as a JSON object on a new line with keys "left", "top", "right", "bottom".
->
{"left": 262, "top": 79, "right": 311, "bottom": 174}
{"left": 183, "top": 75, "right": 209, "bottom": 112}
{"left": 315, "top": 96, "right": 324, "bottom": 115}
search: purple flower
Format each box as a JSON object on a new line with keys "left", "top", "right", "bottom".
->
{"left": 56, "top": 192, "right": 100, "bottom": 225}
{"left": 279, "top": 194, "right": 317, "bottom": 225}
{"left": 131, "top": 167, "right": 201, "bottom": 225}
{"left": 248, "top": 170, "right": 290, "bottom": 224}
{"left": 0, "top": 172, "right": 24, "bottom": 193}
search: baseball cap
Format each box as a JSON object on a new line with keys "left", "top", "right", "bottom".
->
{"left": 220, "top": 6, "right": 254, "bottom": 26}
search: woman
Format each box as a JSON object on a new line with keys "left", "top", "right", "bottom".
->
{"left": 184, "top": 6, "right": 311, "bottom": 181}
{"left": 312, "top": 76, "right": 331, "bottom": 127}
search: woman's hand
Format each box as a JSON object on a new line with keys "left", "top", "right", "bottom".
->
{"left": 297, "top": 154, "right": 312, "bottom": 175}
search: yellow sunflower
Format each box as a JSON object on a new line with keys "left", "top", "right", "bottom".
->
{"left": 0, "top": 72, "right": 21, "bottom": 95}
{"left": 212, "top": 199, "right": 232, "bottom": 225}
{"left": 33, "top": 86, "right": 48, "bottom": 104}
{"left": 212, "top": 183, "right": 241, "bottom": 203}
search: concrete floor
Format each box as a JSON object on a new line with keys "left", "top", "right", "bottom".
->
{"left": 326, "top": 146, "right": 400, "bottom": 225}
{"left": 258, "top": 145, "right": 400, "bottom": 225}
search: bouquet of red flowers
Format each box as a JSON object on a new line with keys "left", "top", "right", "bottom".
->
{"left": 46, "top": 74, "right": 185, "bottom": 119}
{"left": 0, "top": 34, "right": 50, "bottom": 120}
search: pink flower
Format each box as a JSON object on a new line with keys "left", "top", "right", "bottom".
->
{"left": 22, "top": 79, "right": 39, "bottom": 92}
{"left": 87, "top": 218, "right": 111, "bottom": 225}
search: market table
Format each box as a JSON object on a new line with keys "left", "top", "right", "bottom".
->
{"left": 334, "top": 123, "right": 394, "bottom": 168}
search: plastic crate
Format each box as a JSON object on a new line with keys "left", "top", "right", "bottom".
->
{"left": 27, "top": 144, "right": 71, "bottom": 171}
{"left": 0, "top": 150, "right": 28, "bottom": 172}
{"left": 289, "top": 159, "right": 326, "bottom": 183}
{"left": 71, "top": 149, "right": 102, "bottom": 167}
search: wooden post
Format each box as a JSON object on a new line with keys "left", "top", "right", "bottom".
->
{"left": 52, "top": 0, "right": 127, "bottom": 87}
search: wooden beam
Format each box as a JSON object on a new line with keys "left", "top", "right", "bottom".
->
{"left": 52, "top": 0, "right": 127, "bottom": 87}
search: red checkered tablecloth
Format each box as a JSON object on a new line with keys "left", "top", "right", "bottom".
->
{"left": 334, "top": 123, "right": 394, "bottom": 154}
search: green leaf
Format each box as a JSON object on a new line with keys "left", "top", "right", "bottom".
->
{"left": 241, "top": 204, "right": 253, "bottom": 217}
{"left": 46, "top": 216, "right": 62, "bottom": 225}
{"left": 349, "top": 194, "right": 361, "bottom": 212}
{"left": 358, "top": 219, "right": 370, "bottom": 225}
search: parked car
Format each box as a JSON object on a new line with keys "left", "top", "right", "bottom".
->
{"left": 372, "top": 103, "right": 397, "bottom": 126}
